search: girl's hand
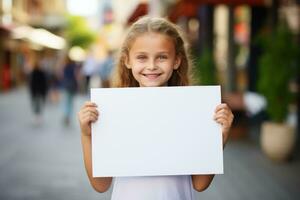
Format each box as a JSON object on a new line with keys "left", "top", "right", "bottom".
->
{"left": 78, "top": 101, "right": 99, "bottom": 136}
{"left": 214, "top": 103, "right": 234, "bottom": 146}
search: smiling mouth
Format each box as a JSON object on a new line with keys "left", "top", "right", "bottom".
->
{"left": 143, "top": 73, "right": 162, "bottom": 79}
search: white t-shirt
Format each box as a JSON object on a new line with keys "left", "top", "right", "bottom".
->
{"left": 111, "top": 175, "right": 195, "bottom": 200}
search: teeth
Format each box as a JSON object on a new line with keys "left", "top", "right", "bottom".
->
{"left": 143, "top": 74, "right": 160, "bottom": 80}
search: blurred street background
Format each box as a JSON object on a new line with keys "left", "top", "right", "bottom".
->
{"left": 0, "top": 0, "right": 300, "bottom": 199}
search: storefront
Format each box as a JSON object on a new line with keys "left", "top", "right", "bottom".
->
{"left": 0, "top": 25, "right": 12, "bottom": 91}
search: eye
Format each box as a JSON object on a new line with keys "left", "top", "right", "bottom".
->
{"left": 158, "top": 55, "right": 168, "bottom": 60}
{"left": 136, "top": 55, "right": 147, "bottom": 60}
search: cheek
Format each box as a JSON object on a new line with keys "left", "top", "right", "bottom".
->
{"left": 131, "top": 63, "right": 143, "bottom": 72}
{"left": 130, "top": 65, "right": 143, "bottom": 79}
{"left": 131, "top": 59, "right": 147, "bottom": 71}
{"left": 131, "top": 68, "right": 139, "bottom": 76}
{"left": 161, "top": 61, "right": 176, "bottom": 73}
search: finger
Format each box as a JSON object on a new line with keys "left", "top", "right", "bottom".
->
{"left": 215, "top": 117, "right": 230, "bottom": 127}
{"left": 216, "top": 116, "right": 233, "bottom": 127}
{"left": 82, "top": 112, "right": 98, "bottom": 121}
{"left": 85, "top": 101, "right": 97, "bottom": 106}
{"left": 82, "top": 107, "right": 99, "bottom": 116}
{"left": 215, "top": 111, "right": 234, "bottom": 124}
{"left": 215, "top": 117, "right": 226, "bottom": 124}
{"left": 215, "top": 107, "right": 231, "bottom": 115}
{"left": 82, "top": 114, "right": 98, "bottom": 124}
{"left": 89, "top": 115, "right": 98, "bottom": 123}
{"left": 82, "top": 101, "right": 98, "bottom": 109}
{"left": 214, "top": 109, "right": 230, "bottom": 117}
{"left": 215, "top": 103, "right": 230, "bottom": 112}
{"left": 80, "top": 111, "right": 98, "bottom": 123}
{"left": 215, "top": 103, "right": 227, "bottom": 111}
{"left": 214, "top": 113, "right": 229, "bottom": 120}
{"left": 78, "top": 109, "right": 97, "bottom": 120}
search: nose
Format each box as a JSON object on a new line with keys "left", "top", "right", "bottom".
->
{"left": 146, "top": 59, "right": 158, "bottom": 70}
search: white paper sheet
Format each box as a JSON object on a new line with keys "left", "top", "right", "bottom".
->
{"left": 91, "top": 86, "right": 223, "bottom": 177}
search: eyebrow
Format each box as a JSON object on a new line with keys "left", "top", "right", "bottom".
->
{"left": 133, "top": 51, "right": 170, "bottom": 55}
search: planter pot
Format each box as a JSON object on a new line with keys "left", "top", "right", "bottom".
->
{"left": 260, "top": 122, "right": 296, "bottom": 162}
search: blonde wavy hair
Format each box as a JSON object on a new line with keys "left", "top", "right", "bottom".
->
{"left": 112, "top": 16, "right": 193, "bottom": 87}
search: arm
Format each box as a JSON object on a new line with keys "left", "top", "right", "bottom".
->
{"left": 79, "top": 101, "right": 112, "bottom": 193}
{"left": 192, "top": 103, "right": 234, "bottom": 192}
{"left": 191, "top": 174, "right": 215, "bottom": 192}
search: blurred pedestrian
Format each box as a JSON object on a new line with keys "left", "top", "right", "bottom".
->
{"left": 99, "top": 50, "right": 115, "bottom": 88}
{"left": 40, "top": 50, "right": 58, "bottom": 103}
{"left": 81, "top": 53, "right": 97, "bottom": 93}
{"left": 62, "top": 56, "right": 79, "bottom": 126}
{"left": 29, "top": 62, "right": 48, "bottom": 125}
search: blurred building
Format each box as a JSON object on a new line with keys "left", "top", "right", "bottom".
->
{"left": 0, "top": 0, "right": 67, "bottom": 92}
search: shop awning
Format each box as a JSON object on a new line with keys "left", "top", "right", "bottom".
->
{"left": 12, "top": 26, "right": 66, "bottom": 50}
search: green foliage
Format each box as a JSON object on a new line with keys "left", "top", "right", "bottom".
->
{"left": 64, "top": 15, "right": 97, "bottom": 49}
{"left": 193, "top": 48, "right": 217, "bottom": 85}
{"left": 257, "top": 24, "right": 299, "bottom": 123}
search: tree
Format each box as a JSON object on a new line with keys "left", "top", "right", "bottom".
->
{"left": 64, "top": 15, "right": 96, "bottom": 49}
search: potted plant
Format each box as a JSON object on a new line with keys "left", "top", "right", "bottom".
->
{"left": 193, "top": 48, "right": 217, "bottom": 85}
{"left": 257, "top": 23, "right": 299, "bottom": 161}
{"left": 193, "top": 48, "right": 249, "bottom": 139}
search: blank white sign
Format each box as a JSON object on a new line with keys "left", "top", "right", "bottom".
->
{"left": 91, "top": 86, "right": 223, "bottom": 177}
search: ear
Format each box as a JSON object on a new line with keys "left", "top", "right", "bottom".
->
{"left": 124, "top": 55, "right": 131, "bottom": 69}
{"left": 174, "top": 55, "right": 181, "bottom": 70}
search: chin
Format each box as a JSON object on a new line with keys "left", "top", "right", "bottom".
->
{"left": 140, "top": 82, "right": 164, "bottom": 87}
{"left": 141, "top": 84, "right": 161, "bottom": 87}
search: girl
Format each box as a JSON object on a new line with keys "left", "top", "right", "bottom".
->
{"left": 78, "top": 16, "right": 234, "bottom": 200}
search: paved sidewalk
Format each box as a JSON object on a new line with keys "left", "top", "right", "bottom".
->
{"left": 0, "top": 87, "right": 299, "bottom": 200}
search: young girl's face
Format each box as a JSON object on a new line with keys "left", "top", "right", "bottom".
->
{"left": 125, "top": 32, "right": 181, "bottom": 87}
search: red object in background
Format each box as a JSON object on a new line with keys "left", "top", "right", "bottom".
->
{"left": 2, "top": 64, "right": 11, "bottom": 91}
{"left": 179, "top": 0, "right": 264, "bottom": 5}
{"left": 127, "top": 0, "right": 265, "bottom": 24}
{"left": 127, "top": 3, "right": 148, "bottom": 24}
{"left": 235, "top": 22, "right": 249, "bottom": 45}
{"left": 169, "top": 0, "right": 265, "bottom": 22}
{"left": 169, "top": 1, "right": 199, "bottom": 22}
